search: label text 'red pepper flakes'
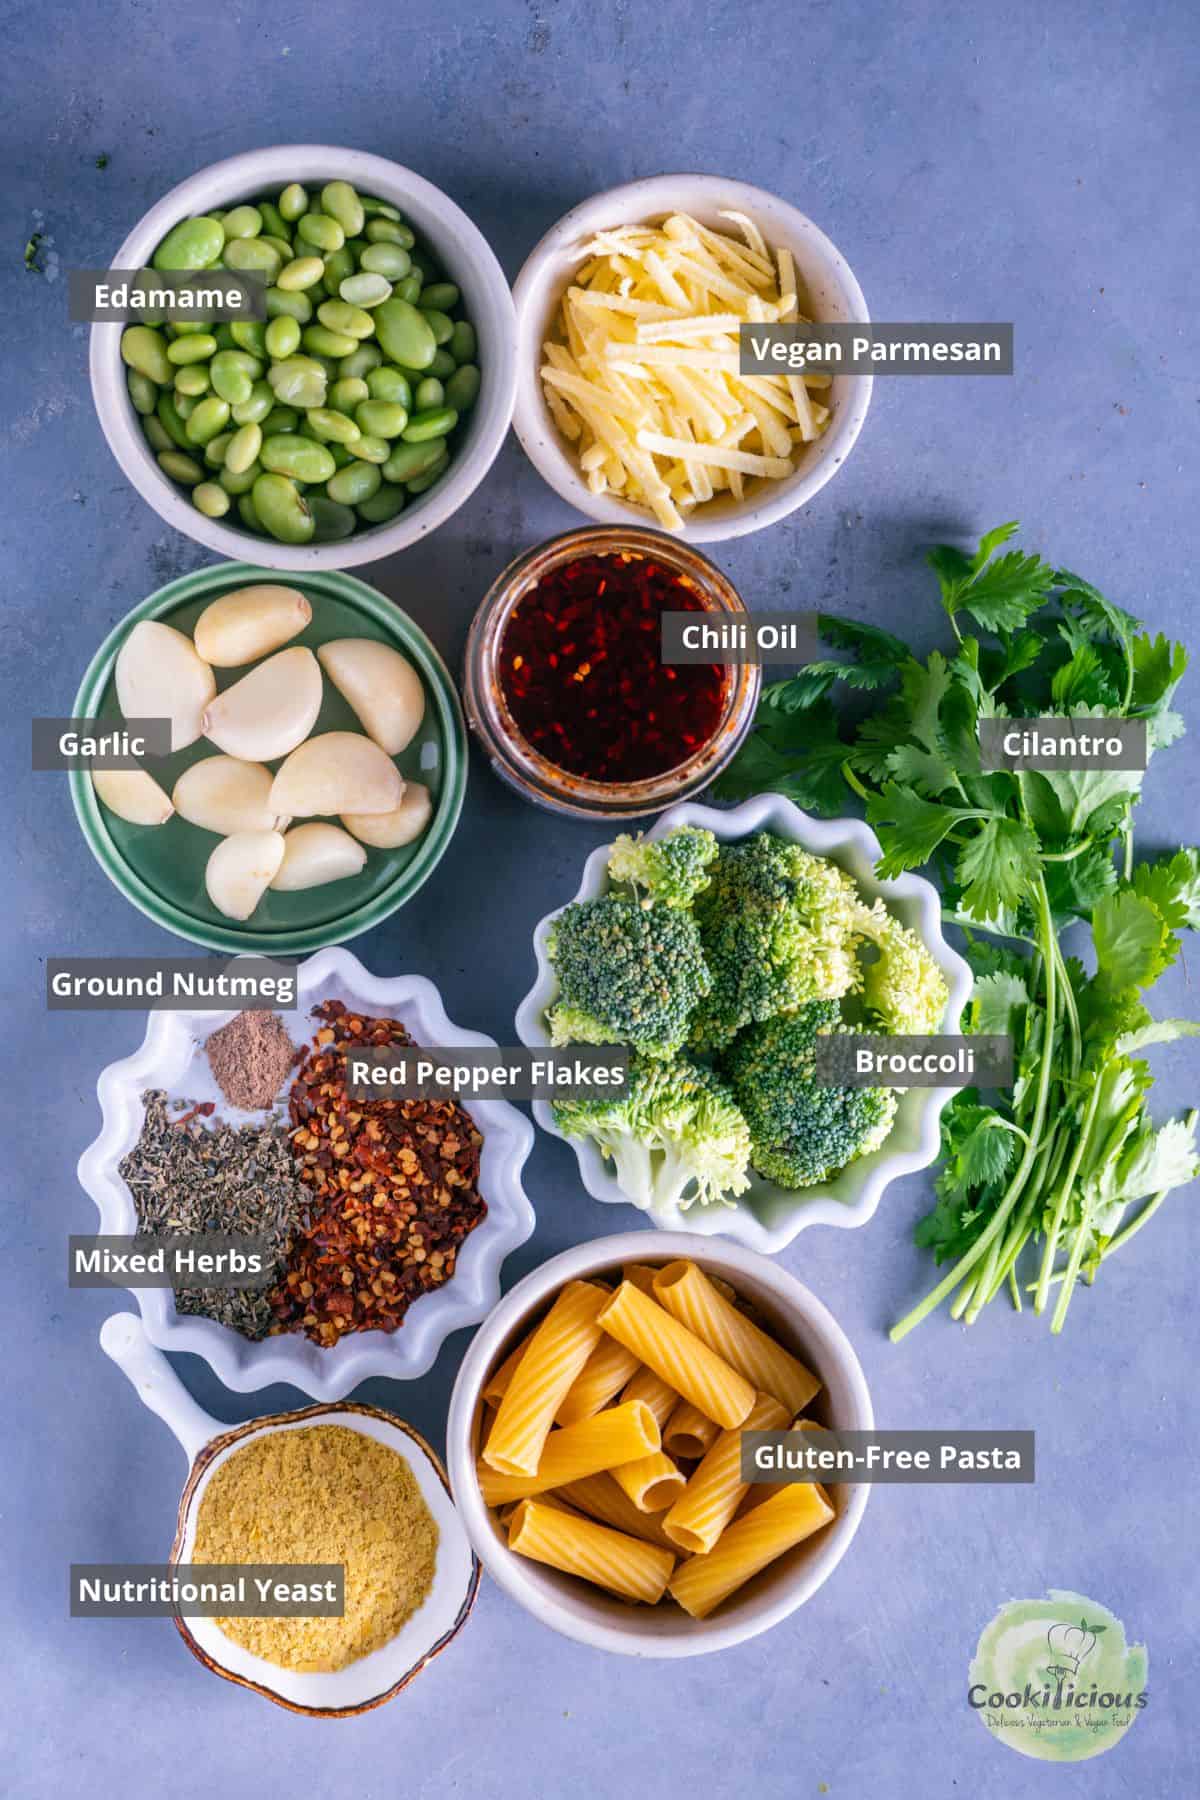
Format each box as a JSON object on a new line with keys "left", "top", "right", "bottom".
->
{"left": 268, "top": 1001, "right": 486, "bottom": 1346}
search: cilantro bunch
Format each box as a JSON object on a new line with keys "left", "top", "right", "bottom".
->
{"left": 718, "top": 524, "right": 1199, "bottom": 1334}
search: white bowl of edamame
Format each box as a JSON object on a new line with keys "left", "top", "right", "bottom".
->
{"left": 91, "top": 146, "right": 517, "bottom": 569}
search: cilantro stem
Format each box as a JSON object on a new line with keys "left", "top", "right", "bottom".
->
{"left": 840, "top": 762, "right": 871, "bottom": 804}
{"left": 1040, "top": 839, "right": 1095, "bottom": 862}
{"left": 1037, "top": 1075, "right": 1105, "bottom": 1317}
{"left": 891, "top": 875, "right": 1058, "bottom": 1342}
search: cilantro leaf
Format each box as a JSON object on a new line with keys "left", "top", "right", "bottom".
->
{"left": 1131, "top": 632, "right": 1188, "bottom": 711}
{"left": 1115, "top": 1018, "right": 1200, "bottom": 1055}
{"left": 957, "top": 551, "right": 1057, "bottom": 634}
{"left": 955, "top": 817, "right": 1041, "bottom": 919}
{"left": 864, "top": 785, "right": 983, "bottom": 875}
{"left": 1131, "top": 849, "right": 1200, "bottom": 931}
{"left": 1042, "top": 844, "right": 1118, "bottom": 922}
{"left": 712, "top": 697, "right": 850, "bottom": 814}
{"left": 971, "top": 969, "right": 1029, "bottom": 1038}
{"left": 1092, "top": 892, "right": 1176, "bottom": 992}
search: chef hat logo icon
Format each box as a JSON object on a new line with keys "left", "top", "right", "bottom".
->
{"left": 1046, "top": 1618, "right": 1104, "bottom": 1678}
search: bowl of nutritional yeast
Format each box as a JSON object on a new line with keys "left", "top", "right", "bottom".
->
{"left": 77, "top": 948, "right": 535, "bottom": 1398}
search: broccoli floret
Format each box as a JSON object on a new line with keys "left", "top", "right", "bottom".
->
{"left": 607, "top": 825, "right": 719, "bottom": 910}
{"left": 725, "top": 1006, "right": 898, "bottom": 1188}
{"left": 545, "top": 894, "right": 711, "bottom": 1059}
{"left": 553, "top": 1055, "right": 752, "bottom": 1212}
{"left": 849, "top": 900, "right": 949, "bottom": 1035}
{"left": 689, "top": 833, "right": 861, "bottom": 1051}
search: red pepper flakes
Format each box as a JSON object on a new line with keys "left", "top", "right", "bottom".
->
{"left": 268, "top": 1000, "right": 486, "bottom": 1347}
{"left": 498, "top": 551, "right": 728, "bottom": 782}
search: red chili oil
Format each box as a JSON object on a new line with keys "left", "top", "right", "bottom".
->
{"left": 498, "top": 552, "right": 728, "bottom": 783}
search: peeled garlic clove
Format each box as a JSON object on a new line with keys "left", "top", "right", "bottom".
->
{"left": 269, "top": 823, "right": 368, "bottom": 891}
{"left": 172, "top": 755, "right": 285, "bottom": 835}
{"left": 193, "top": 584, "right": 313, "bottom": 667}
{"left": 343, "top": 781, "right": 432, "bottom": 848}
{"left": 204, "top": 830, "right": 285, "bottom": 920}
{"left": 269, "top": 731, "right": 404, "bottom": 817}
{"left": 317, "top": 638, "right": 425, "bottom": 755}
{"left": 202, "top": 646, "right": 323, "bottom": 762}
{"left": 92, "top": 767, "right": 174, "bottom": 827}
{"left": 115, "top": 620, "right": 215, "bottom": 752}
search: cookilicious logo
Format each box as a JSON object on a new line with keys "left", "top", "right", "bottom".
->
{"left": 968, "top": 1590, "right": 1148, "bottom": 1763}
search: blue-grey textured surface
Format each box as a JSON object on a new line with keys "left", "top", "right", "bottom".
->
{"left": 4, "top": 0, "right": 1198, "bottom": 1794}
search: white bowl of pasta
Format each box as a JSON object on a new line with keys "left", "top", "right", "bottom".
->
{"left": 446, "top": 1232, "right": 871, "bottom": 1657}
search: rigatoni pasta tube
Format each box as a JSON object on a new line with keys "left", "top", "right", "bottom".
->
{"left": 556, "top": 1336, "right": 642, "bottom": 1426}
{"left": 619, "top": 1364, "right": 679, "bottom": 1432}
{"left": 477, "top": 1400, "right": 661, "bottom": 1505}
{"left": 482, "top": 1333, "right": 531, "bottom": 1404}
{"left": 557, "top": 1475, "right": 677, "bottom": 1549}
{"left": 508, "top": 1500, "right": 675, "bottom": 1605}
{"left": 667, "top": 1483, "right": 835, "bottom": 1619}
{"left": 652, "top": 1261, "right": 820, "bottom": 1416}
{"left": 662, "top": 1401, "right": 720, "bottom": 1460}
{"left": 597, "top": 1281, "right": 755, "bottom": 1429}
{"left": 662, "top": 1393, "right": 789, "bottom": 1554}
{"left": 611, "top": 1450, "right": 687, "bottom": 1514}
{"left": 483, "top": 1281, "right": 606, "bottom": 1475}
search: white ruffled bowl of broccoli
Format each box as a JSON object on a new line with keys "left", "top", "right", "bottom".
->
{"left": 515, "top": 794, "right": 973, "bottom": 1252}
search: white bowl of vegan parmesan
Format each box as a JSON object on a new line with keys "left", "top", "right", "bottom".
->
{"left": 100, "top": 1312, "right": 479, "bottom": 1715}
{"left": 511, "top": 175, "right": 872, "bottom": 541}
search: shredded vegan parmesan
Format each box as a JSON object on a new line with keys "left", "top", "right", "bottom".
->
{"left": 192, "top": 1424, "right": 438, "bottom": 1673}
{"left": 540, "top": 211, "right": 831, "bottom": 531}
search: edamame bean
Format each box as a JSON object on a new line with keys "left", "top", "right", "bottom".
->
{"left": 122, "top": 326, "right": 172, "bottom": 384}
{"left": 157, "top": 449, "right": 204, "bottom": 484}
{"left": 265, "top": 286, "right": 314, "bottom": 322}
{"left": 260, "top": 434, "right": 337, "bottom": 482}
{"left": 329, "top": 376, "right": 370, "bottom": 411}
{"left": 233, "top": 380, "right": 274, "bottom": 425}
{"left": 449, "top": 320, "right": 476, "bottom": 364}
{"left": 252, "top": 472, "right": 314, "bottom": 543}
{"left": 317, "top": 299, "right": 374, "bottom": 339}
{"left": 401, "top": 406, "right": 457, "bottom": 443}
{"left": 322, "top": 246, "right": 354, "bottom": 294}
{"left": 229, "top": 319, "right": 267, "bottom": 356}
{"left": 297, "top": 212, "right": 344, "bottom": 253}
{"left": 366, "top": 218, "right": 415, "bottom": 248}
{"left": 204, "top": 432, "right": 233, "bottom": 467}
{"left": 268, "top": 356, "right": 327, "bottom": 409}
{"left": 278, "top": 255, "right": 326, "bottom": 291}
{"left": 393, "top": 274, "right": 423, "bottom": 304}
{"left": 262, "top": 405, "right": 299, "bottom": 433}
{"left": 278, "top": 183, "right": 308, "bottom": 222}
{"left": 127, "top": 372, "right": 158, "bottom": 414}
{"left": 366, "top": 365, "right": 412, "bottom": 407}
{"left": 348, "top": 434, "right": 390, "bottom": 464}
{"left": 153, "top": 215, "right": 224, "bottom": 271}
{"left": 174, "top": 364, "right": 210, "bottom": 397}
{"left": 421, "top": 308, "right": 455, "bottom": 346}
{"left": 185, "top": 395, "right": 232, "bottom": 445}
{"left": 382, "top": 437, "right": 446, "bottom": 482}
{"left": 337, "top": 343, "right": 382, "bottom": 379}
{"left": 264, "top": 314, "right": 301, "bottom": 359}
{"left": 210, "top": 350, "right": 261, "bottom": 405}
{"left": 175, "top": 393, "right": 198, "bottom": 419}
{"left": 444, "top": 362, "right": 481, "bottom": 412}
{"left": 326, "top": 460, "right": 382, "bottom": 506}
{"left": 156, "top": 391, "right": 191, "bottom": 449}
{"left": 221, "top": 204, "right": 262, "bottom": 239}
{"left": 224, "top": 422, "right": 262, "bottom": 474}
{"left": 420, "top": 282, "right": 460, "bottom": 313}
{"left": 356, "top": 399, "right": 408, "bottom": 438}
{"left": 307, "top": 494, "right": 358, "bottom": 541}
{"left": 373, "top": 297, "right": 437, "bottom": 370}
{"left": 320, "top": 180, "right": 365, "bottom": 237}
{"left": 414, "top": 377, "right": 444, "bottom": 411}
{"left": 171, "top": 319, "right": 212, "bottom": 336}
{"left": 219, "top": 459, "right": 260, "bottom": 495}
{"left": 259, "top": 200, "right": 288, "bottom": 239}
{"left": 310, "top": 353, "right": 340, "bottom": 381}
{"left": 339, "top": 272, "right": 392, "bottom": 308}
{"left": 142, "top": 415, "right": 173, "bottom": 453}
{"left": 427, "top": 347, "right": 456, "bottom": 379}
{"left": 193, "top": 480, "right": 231, "bottom": 517}
{"left": 167, "top": 332, "right": 217, "bottom": 366}
{"left": 224, "top": 238, "right": 283, "bottom": 280}
{"left": 213, "top": 324, "right": 237, "bottom": 351}
{"left": 360, "top": 197, "right": 401, "bottom": 220}
{"left": 261, "top": 234, "right": 295, "bottom": 263}
{"left": 356, "top": 483, "right": 407, "bottom": 524}
{"left": 306, "top": 407, "right": 361, "bottom": 445}
{"left": 360, "top": 241, "right": 411, "bottom": 279}
{"left": 328, "top": 441, "right": 354, "bottom": 469}
{"left": 406, "top": 452, "right": 450, "bottom": 494}
{"left": 237, "top": 493, "right": 263, "bottom": 532}
{"left": 303, "top": 324, "right": 357, "bottom": 358}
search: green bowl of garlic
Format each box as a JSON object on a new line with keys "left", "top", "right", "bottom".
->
{"left": 70, "top": 563, "right": 466, "bottom": 951}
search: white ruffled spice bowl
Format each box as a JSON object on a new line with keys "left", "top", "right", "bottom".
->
{"left": 78, "top": 947, "right": 535, "bottom": 1398}
{"left": 515, "top": 794, "right": 973, "bottom": 1254}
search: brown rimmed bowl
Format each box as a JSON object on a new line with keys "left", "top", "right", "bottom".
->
{"left": 101, "top": 1313, "right": 479, "bottom": 1715}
